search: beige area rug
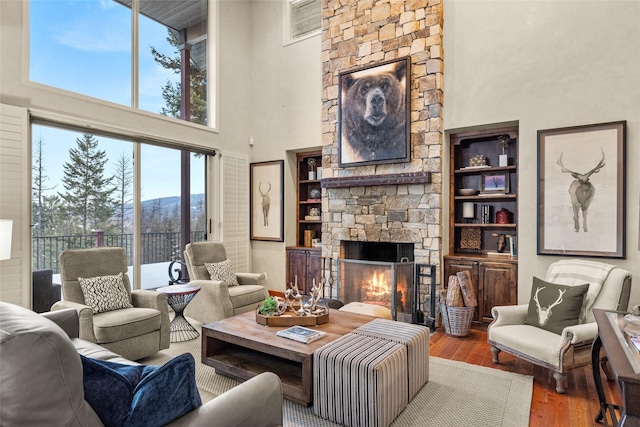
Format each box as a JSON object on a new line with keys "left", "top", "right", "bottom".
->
{"left": 140, "top": 323, "right": 533, "bottom": 427}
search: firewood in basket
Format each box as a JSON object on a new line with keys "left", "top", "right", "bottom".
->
{"left": 456, "top": 270, "right": 478, "bottom": 307}
{"left": 446, "top": 275, "right": 465, "bottom": 307}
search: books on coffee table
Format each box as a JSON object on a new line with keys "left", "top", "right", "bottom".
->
{"left": 276, "top": 325, "right": 327, "bottom": 344}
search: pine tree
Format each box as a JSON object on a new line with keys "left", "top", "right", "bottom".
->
{"left": 59, "top": 134, "right": 116, "bottom": 234}
{"left": 32, "top": 135, "right": 56, "bottom": 238}
{"left": 113, "top": 152, "right": 133, "bottom": 234}
{"left": 151, "top": 30, "right": 207, "bottom": 125}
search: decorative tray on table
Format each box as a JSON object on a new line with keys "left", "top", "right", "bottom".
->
{"left": 256, "top": 281, "right": 329, "bottom": 327}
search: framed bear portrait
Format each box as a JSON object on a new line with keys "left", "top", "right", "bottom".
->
{"left": 338, "top": 57, "right": 411, "bottom": 167}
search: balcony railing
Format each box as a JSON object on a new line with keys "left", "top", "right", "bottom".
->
{"left": 32, "top": 231, "right": 205, "bottom": 274}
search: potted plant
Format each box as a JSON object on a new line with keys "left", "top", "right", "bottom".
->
{"left": 259, "top": 296, "right": 279, "bottom": 316}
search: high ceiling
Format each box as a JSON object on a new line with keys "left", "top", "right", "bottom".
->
{"left": 114, "top": 0, "right": 208, "bottom": 70}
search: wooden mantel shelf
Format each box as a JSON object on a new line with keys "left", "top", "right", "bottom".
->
{"left": 321, "top": 172, "right": 431, "bottom": 188}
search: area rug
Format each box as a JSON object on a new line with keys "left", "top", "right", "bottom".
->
{"left": 140, "top": 324, "right": 533, "bottom": 427}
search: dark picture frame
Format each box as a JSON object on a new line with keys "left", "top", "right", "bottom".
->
{"left": 250, "top": 160, "right": 284, "bottom": 242}
{"left": 481, "top": 172, "right": 509, "bottom": 194}
{"left": 537, "top": 121, "right": 626, "bottom": 258}
{"left": 338, "top": 56, "right": 411, "bottom": 167}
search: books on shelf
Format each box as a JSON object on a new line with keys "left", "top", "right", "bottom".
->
{"left": 276, "top": 325, "right": 327, "bottom": 344}
{"left": 481, "top": 205, "right": 493, "bottom": 224}
{"left": 304, "top": 215, "right": 321, "bottom": 221}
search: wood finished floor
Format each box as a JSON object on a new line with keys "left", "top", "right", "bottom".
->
{"left": 429, "top": 325, "right": 622, "bottom": 427}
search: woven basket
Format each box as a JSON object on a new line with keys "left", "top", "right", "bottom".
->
{"left": 440, "top": 303, "right": 475, "bottom": 337}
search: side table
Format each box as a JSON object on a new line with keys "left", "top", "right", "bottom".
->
{"left": 156, "top": 284, "right": 201, "bottom": 342}
{"left": 592, "top": 309, "right": 640, "bottom": 426}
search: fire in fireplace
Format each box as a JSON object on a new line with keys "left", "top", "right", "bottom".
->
{"left": 337, "top": 241, "right": 417, "bottom": 323}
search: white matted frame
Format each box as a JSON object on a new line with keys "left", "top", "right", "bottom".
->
{"left": 250, "top": 160, "right": 284, "bottom": 242}
{"left": 537, "top": 121, "right": 626, "bottom": 258}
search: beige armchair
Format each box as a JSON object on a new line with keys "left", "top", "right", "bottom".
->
{"left": 52, "top": 247, "right": 170, "bottom": 361}
{"left": 488, "top": 260, "right": 631, "bottom": 393}
{"left": 183, "top": 241, "right": 269, "bottom": 324}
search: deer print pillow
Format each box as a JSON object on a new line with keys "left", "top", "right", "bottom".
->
{"left": 524, "top": 277, "right": 589, "bottom": 334}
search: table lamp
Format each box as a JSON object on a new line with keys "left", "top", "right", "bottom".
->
{"left": 0, "top": 219, "right": 12, "bottom": 260}
{"left": 462, "top": 202, "right": 475, "bottom": 223}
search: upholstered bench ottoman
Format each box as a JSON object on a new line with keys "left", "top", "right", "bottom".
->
{"left": 314, "top": 333, "right": 408, "bottom": 427}
{"left": 353, "top": 318, "right": 430, "bottom": 400}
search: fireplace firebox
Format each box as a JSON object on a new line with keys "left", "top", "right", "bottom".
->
{"left": 337, "top": 259, "right": 416, "bottom": 323}
{"left": 337, "top": 241, "right": 417, "bottom": 323}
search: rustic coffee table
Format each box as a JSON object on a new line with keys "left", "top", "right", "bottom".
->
{"left": 201, "top": 309, "right": 375, "bottom": 406}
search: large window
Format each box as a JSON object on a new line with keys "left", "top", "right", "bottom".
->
{"left": 29, "top": 0, "right": 132, "bottom": 105}
{"left": 30, "top": 0, "right": 208, "bottom": 124}
{"left": 32, "top": 124, "right": 206, "bottom": 290}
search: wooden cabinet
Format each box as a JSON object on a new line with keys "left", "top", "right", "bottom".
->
{"left": 443, "top": 256, "right": 517, "bottom": 323}
{"left": 444, "top": 125, "right": 519, "bottom": 322}
{"left": 287, "top": 150, "right": 322, "bottom": 294}
{"left": 286, "top": 247, "right": 322, "bottom": 295}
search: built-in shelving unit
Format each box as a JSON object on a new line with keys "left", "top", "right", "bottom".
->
{"left": 444, "top": 126, "right": 519, "bottom": 322}
{"left": 286, "top": 151, "right": 322, "bottom": 293}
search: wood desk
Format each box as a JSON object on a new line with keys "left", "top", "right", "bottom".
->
{"left": 592, "top": 309, "right": 640, "bottom": 426}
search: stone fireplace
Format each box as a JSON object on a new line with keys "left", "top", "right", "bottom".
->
{"left": 322, "top": 0, "right": 443, "bottom": 318}
{"left": 319, "top": 1, "right": 445, "bottom": 316}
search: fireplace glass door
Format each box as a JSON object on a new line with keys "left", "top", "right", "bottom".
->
{"left": 337, "top": 259, "right": 415, "bottom": 323}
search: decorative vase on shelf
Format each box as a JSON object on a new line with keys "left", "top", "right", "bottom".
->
{"left": 498, "top": 135, "right": 510, "bottom": 167}
{"left": 309, "top": 188, "right": 321, "bottom": 199}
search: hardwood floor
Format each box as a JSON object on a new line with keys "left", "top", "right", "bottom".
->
{"left": 429, "top": 324, "right": 622, "bottom": 427}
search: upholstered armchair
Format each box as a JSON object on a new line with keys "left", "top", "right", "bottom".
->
{"left": 488, "top": 260, "right": 631, "bottom": 393}
{"left": 183, "top": 241, "right": 269, "bottom": 324}
{"left": 52, "top": 247, "right": 170, "bottom": 361}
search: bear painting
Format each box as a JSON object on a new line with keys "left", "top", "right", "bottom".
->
{"left": 339, "top": 58, "right": 410, "bottom": 166}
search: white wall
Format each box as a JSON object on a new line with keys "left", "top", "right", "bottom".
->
{"left": 248, "top": 0, "right": 322, "bottom": 291}
{"left": 443, "top": 1, "right": 640, "bottom": 306}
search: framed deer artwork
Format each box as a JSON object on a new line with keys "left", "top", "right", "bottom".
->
{"left": 537, "top": 121, "right": 626, "bottom": 258}
{"left": 250, "top": 160, "right": 284, "bottom": 242}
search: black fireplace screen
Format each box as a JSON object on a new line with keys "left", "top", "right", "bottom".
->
{"left": 337, "top": 259, "right": 415, "bottom": 323}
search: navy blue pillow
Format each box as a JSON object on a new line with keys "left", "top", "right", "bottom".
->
{"left": 80, "top": 354, "right": 202, "bottom": 427}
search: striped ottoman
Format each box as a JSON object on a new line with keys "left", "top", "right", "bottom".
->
{"left": 314, "top": 333, "right": 408, "bottom": 427}
{"left": 353, "top": 318, "right": 430, "bottom": 400}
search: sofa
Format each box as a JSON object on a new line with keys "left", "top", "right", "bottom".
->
{"left": 0, "top": 302, "right": 283, "bottom": 427}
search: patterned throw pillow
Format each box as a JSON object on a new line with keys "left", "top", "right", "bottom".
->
{"left": 524, "top": 277, "right": 589, "bottom": 335}
{"left": 205, "top": 259, "right": 239, "bottom": 287}
{"left": 79, "top": 272, "right": 133, "bottom": 314}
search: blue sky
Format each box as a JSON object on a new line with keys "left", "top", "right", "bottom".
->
{"left": 30, "top": 0, "right": 204, "bottom": 201}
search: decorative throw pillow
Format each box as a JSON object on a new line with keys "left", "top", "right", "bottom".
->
{"left": 79, "top": 272, "right": 133, "bottom": 314}
{"left": 205, "top": 259, "right": 239, "bottom": 286}
{"left": 81, "top": 354, "right": 202, "bottom": 427}
{"left": 524, "top": 277, "right": 589, "bottom": 335}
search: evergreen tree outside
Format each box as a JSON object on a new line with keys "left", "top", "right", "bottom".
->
{"left": 113, "top": 152, "right": 134, "bottom": 235}
{"left": 59, "top": 134, "right": 116, "bottom": 235}
{"left": 151, "top": 31, "right": 207, "bottom": 125}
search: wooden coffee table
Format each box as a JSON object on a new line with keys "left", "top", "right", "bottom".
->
{"left": 201, "top": 309, "right": 375, "bottom": 406}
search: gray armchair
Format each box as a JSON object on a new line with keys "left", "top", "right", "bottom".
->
{"left": 183, "top": 241, "right": 269, "bottom": 324}
{"left": 52, "top": 247, "right": 170, "bottom": 361}
{"left": 488, "top": 260, "right": 631, "bottom": 393}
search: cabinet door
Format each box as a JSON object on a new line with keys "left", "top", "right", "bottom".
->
{"left": 443, "top": 258, "right": 480, "bottom": 321}
{"left": 480, "top": 262, "right": 517, "bottom": 322}
{"left": 286, "top": 248, "right": 308, "bottom": 291}
{"left": 306, "top": 250, "right": 322, "bottom": 292}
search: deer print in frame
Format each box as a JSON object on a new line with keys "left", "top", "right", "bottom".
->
{"left": 250, "top": 160, "right": 284, "bottom": 242}
{"left": 537, "top": 121, "right": 626, "bottom": 258}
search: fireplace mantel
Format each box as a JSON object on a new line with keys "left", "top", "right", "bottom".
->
{"left": 321, "top": 172, "right": 430, "bottom": 188}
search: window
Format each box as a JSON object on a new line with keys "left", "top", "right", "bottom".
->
{"left": 30, "top": 0, "right": 209, "bottom": 126}
{"left": 283, "top": 0, "right": 321, "bottom": 46}
{"left": 31, "top": 123, "right": 207, "bottom": 290}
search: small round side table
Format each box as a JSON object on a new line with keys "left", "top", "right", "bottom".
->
{"left": 156, "top": 284, "right": 201, "bottom": 342}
